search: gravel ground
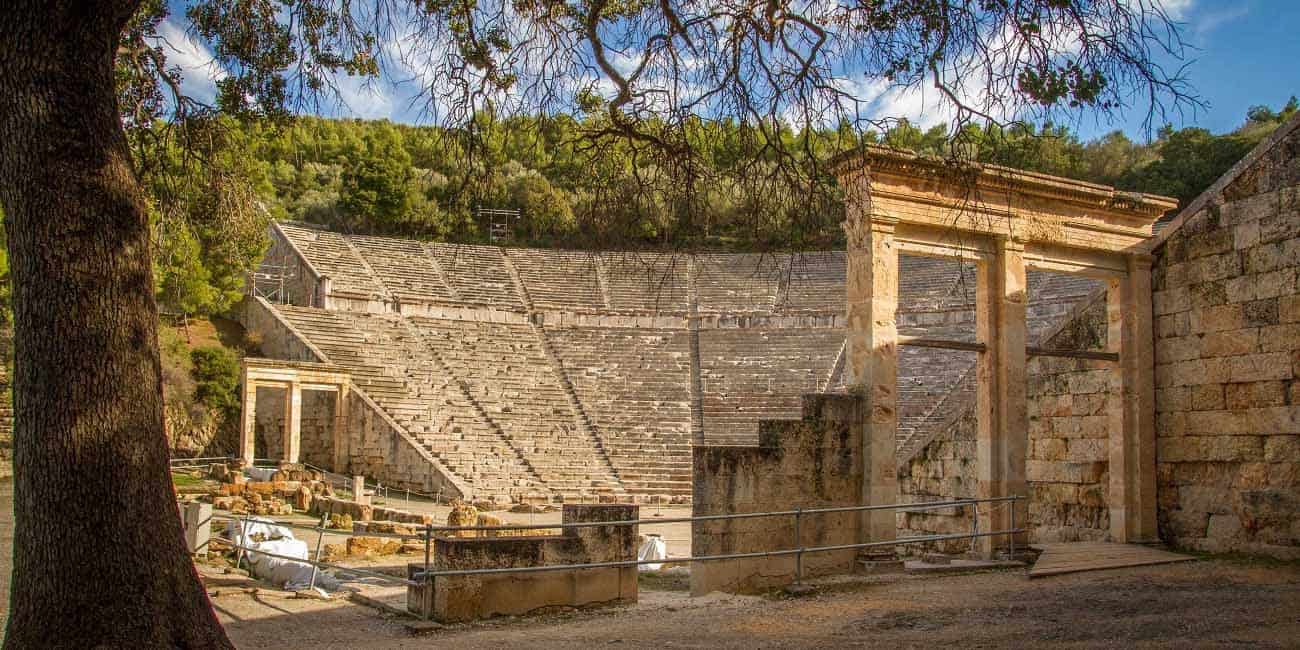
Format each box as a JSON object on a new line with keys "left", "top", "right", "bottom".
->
{"left": 208, "top": 557, "right": 1300, "bottom": 649}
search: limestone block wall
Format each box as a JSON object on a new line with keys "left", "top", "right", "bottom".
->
{"left": 412, "top": 504, "right": 638, "bottom": 622}
{"left": 1150, "top": 114, "right": 1300, "bottom": 559}
{"left": 898, "top": 295, "right": 1113, "bottom": 548}
{"left": 896, "top": 412, "right": 976, "bottom": 553}
{"left": 691, "top": 394, "right": 864, "bottom": 595}
{"left": 1025, "top": 354, "right": 1111, "bottom": 542}
{"left": 343, "top": 390, "right": 468, "bottom": 500}
{"left": 299, "top": 391, "right": 337, "bottom": 469}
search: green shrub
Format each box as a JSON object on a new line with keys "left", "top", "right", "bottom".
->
{"left": 190, "top": 346, "right": 240, "bottom": 415}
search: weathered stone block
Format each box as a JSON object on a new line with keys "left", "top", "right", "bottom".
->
{"left": 1066, "top": 439, "right": 1107, "bottom": 463}
{"left": 1034, "top": 439, "right": 1067, "bottom": 461}
{"left": 1200, "top": 330, "right": 1258, "bottom": 358}
{"left": 1189, "top": 384, "right": 1225, "bottom": 411}
{"left": 1259, "top": 324, "right": 1300, "bottom": 353}
{"left": 1227, "top": 352, "right": 1292, "bottom": 383}
{"left": 1264, "top": 436, "right": 1300, "bottom": 463}
{"left": 1225, "top": 381, "right": 1287, "bottom": 410}
{"left": 1190, "top": 304, "right": 1245, "bottom": 333}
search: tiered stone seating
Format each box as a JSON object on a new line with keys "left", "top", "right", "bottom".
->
{"left": 698, "top": 328, "right": 845, "bottom": 446}
{"left": 407, "top": 316, "right": 625, "bottom": 497}
{"left": 267, "top": 225, "right": 1105, "bottom": 497}
{"left": 547, "top": 326, "right": 694, "bottom": 496}
{"left": 778, "top": 251, "right": 844, "bottom": 312}
{"left": 273, "top": 305, "right": 541, "bottom": 497}
{"left": 348, "top": 235, "right": 455, "bottom": 303}
{"left": 694, "top": 253, "right": 782, "bottom": 312}
{"left": 505, "top": 249, "right": 605, "bottom": 311}
{"left": 599, "top": 252, "right": 690, "bottom": 312}
{"left": 427, "top": 243, "right": 525, "bottom": 309}
{"left": 277, "top": 223, "right": 385, "bottom": 297}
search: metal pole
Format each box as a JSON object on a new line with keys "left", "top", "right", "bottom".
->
{"left": 234, "top": 513, "right": 250, "bottom": 571}
{"left": 1008, "top": 497, "right": 1017, "bottom": 560}
{"left": 309, "top": 514, "right": 326, "bottom": 591}
{"left": 423, "top": 525, "right": 433, "bottom": 573}
{"left": 794, "top": 507, "right": 803, "bottom": 584}
{"left": 422, "top": 524, "right": 434, "bottom": 621}
{"left": 970, "top": 502, "right": 979, "bottom": 556}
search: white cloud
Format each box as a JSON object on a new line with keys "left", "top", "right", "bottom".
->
{"left": 1159, "top": 0, "right": 1194, "bottom": 20}
{"left": 1192, "top": 3, "right": 1248, "bottom": 40}
{"left": 332, "top": 74, "right": 396, "bottom": 120}
{"left": 153, "top": 19, "right": 227, "bottom": 102}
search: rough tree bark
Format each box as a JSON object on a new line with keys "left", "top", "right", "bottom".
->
{"left": 0, "top": 2, "right": 233, "bottom": 647}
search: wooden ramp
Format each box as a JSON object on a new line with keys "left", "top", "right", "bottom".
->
{"left": 1029, "top": 542, "right": 1194, "bottom": 578}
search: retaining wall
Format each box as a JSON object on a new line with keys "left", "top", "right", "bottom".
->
{"left": 691, "top": 393, "right": 865, "bottom": 595}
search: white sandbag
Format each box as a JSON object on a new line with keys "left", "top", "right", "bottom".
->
{"left": 638, "top": 534, "right": 668, "bottom": 572}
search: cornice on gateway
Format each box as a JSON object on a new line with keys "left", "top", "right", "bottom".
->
{"left": 830, "top": 145, "right": 1178, "bottom": 222}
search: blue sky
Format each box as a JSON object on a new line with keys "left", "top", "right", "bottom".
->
{"left": 159, "top": 0, "right": 1296, "bottom": 143}
{"left": 1086, "top": 0, "right": 1300, "bottom": 139}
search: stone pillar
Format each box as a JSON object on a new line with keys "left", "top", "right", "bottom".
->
{"left": 354, "top": 475, "right": 370, "bottom": 506}
{"left": 317, "top": 275, "right": 333, "bottom": 309}
{"left": 1107, "top": 255, "right": 1158, "bottom": 543}
{"left": 844, "top": 210, "right": 899, "bottom": 548}
{"left": 239, "top": 371, "right": 256, "bottom": 467}
{"left": 183, "top": 502, "right": 212, "bottom": 557}
{"left": 975, "top": 237, "right": 1028, "bottom": 556}
{"left": 332, "top": 383, "right": 350, "bottom": 473}
{"left": 284, "top": 381, "right": 303, "bottom": 464}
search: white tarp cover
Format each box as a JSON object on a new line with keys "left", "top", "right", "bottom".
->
{"left": 245, "top": 467, "right": 278, "bottom": 482}
{"left": 227, "top": 518, "right": 338, "bottom": 591}
{"left": 638, "top": 534, "right": 668, "bottom": 572}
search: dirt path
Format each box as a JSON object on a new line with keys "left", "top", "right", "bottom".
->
{"left": 213, "top": 558, "right": 1300, "bottom": 648}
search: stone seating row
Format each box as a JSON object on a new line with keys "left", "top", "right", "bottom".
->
{"left": 546, "top": 326, "right": 695, "bottom": 495}
{"left": 275, "top": 305, "right": 541, "bottom": 497}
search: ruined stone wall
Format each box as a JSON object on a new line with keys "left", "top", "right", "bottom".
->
{"left": 413, "top": 504, "right": 638, "bottom": 622}
{"left": 1151, "top": 116, "right": 1300, "bottom": 559}
{"left": 343, "top": 390, "right": 468, "bottom": 500}
{"left": 692, "top": 394, "right": 864, "bottom": 595}
{"left": 299, "top": 391, "right": 336, "bottom": 468}
{"left": 896, "top": 411, "right": 976, "bottom": 552}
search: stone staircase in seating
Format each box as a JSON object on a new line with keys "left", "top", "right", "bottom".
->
{"left": 697, "top": 327, "right": 846, "bottom": 446}
{"left": 406, "top": 316, "right": 627, "bottom": 499}
{"left": 547, "top": 326, "right": 695, "bottom": 497}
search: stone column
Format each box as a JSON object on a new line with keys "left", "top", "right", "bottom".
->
{"left": 975, "top": 236, "right": 1028, "bottom": 556}
{"left": 845, "top": 210, "right": 899, "bottom": 548}
{"left": 239, "top": 370, "right": 256, "bottom": 467}
{"left": 283, "top": 381, "right": 303, "bottom": 464}
{"left": 332, "top": 383, "right": 350, "bottom": 473}
{"left": 1107, "top": 255, "right": 1158, "bottom": 543}
{"left": 316, "top": 275, "right": 333, "bottom": 309}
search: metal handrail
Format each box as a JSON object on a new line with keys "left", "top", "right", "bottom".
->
{"left": 411, "top": 528, "right": 1024, "bottom": 579}
{"left": 193, "top": 494, "right": 1024, "bottom": 619}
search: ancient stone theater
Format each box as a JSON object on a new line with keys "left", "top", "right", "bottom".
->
{"left": 239, "top": 115, "right": 1300, "bottom": 560}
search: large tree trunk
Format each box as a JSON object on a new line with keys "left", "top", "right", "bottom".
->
{"left": 0, "top": 2, "right": 232, "bottom": 647}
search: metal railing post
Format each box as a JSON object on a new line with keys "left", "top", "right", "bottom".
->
{"left": 1008, "top": 496, "right": 1017, "bottom": 560}
{"left": 794, "top": 507, "right": 803, "bottom": 584}
{"left": 234, "top": 512, "right": 251, "bottom": 571}
{"left": 423, "top": 524, "right": 434, "bottom": 621}
{"left": 308, "top": 513, "right": 327, "bottom": 591}
{"left": 970, "top": 501, "right": 979, "bottom": 555}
